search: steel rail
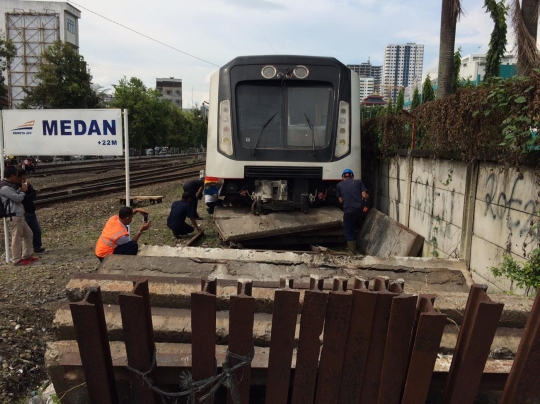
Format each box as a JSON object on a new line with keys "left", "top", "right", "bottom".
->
{"left": 31, "top": 157, "right": 202, "bottom": 177}
{"left": 31, "top": 153, "right": 204, "bottom": 169}
{"left": 35, "top": 169, "right": 202, "bottom": 207}
{"left": 35, "top": 162, "right": 205, "bottom": 195}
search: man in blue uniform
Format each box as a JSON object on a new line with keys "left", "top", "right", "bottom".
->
{"left": 336, "top": 168, "right": 369, "bottom": 254}
{"left": 167, "top": 192, "right": 202, "bottom": 238}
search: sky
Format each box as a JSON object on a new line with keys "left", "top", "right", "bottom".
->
{"left": 63, "top": 0, "right": 515, "bottom": 107}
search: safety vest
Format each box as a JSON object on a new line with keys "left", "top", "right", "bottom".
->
{"left": 95, "top": 215, "right": 129, "bottom": 258}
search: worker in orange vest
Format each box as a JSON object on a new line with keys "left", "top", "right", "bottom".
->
{"left": 95, "top": 206, "right": 151, "bottom": 262}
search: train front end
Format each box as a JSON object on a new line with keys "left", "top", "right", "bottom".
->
{"left": 205, "top": 55, "right": 360, "bottom": 213}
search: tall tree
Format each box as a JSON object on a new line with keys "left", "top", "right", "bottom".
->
{"left": 411, "top": 86, "right": 421, "bottom": 110}
{"left": 19, "top": 40, "right": 103, "bottom": 109}
{"left": 452, "top": 47, "right": 462, "bottom": 92}
{"left": 422, "top": 75, "right": 436, "bottom": 103}
{"left": 111, "top": 77, "right": 165, "bottom": 150}
{"left": 395, "top": 89, "right": 404, "bottom": 112}
{"left": 512, "top": 0, "right": 540, "bottom": 76}
{"left": 437, "top": 0, "right": 463, "bottom": 98}
{"left": 386, "top": 97, "right": 394, "bottom": 115}
{"left": 0, "top": 32, "right": 16, "bottom": 104}
{"left": 484, "top": 0, "right": 508, "bottom": 80}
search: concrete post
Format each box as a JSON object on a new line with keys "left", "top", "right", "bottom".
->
{"left": 459, "top": 161, "right": 479, "bottom": 267}
{"left": 404, "top": 151, "right": 414, "bottom": 228}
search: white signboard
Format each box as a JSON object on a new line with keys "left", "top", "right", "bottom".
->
{"left": 2, "top": 109, "right": 123, "bottom": 156}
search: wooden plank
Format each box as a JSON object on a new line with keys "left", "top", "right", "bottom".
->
{"left": 265, "top": 283, "right": 300, "bottom": 403}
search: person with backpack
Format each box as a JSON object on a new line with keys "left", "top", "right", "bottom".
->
{"left": 0, "top": 166, "right": 36, "bottom": 265}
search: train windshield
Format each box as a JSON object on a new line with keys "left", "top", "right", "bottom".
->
{"left": 236, "top": 82, "right": 333, "bottom": 150}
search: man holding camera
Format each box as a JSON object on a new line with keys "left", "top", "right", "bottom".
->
{"left": 0, "top": 166, "right": 36, "bottom": 265}
{"left": 95, "top": 206, "right": 150, "bottom": 262}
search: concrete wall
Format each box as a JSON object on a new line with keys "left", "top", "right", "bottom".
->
{"left": 377, "top": 156, "right": 539, "bottom": 294}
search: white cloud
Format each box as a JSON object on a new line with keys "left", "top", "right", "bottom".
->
{"left": 52, "top": 0, "right": 508, "bottom": 105}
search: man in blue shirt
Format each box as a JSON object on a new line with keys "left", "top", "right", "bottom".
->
{"left": 336, "top": 168, "right": 369, "bottom": 254}
{"left": 167, "top": 192, "right": 202, "bottom": 238}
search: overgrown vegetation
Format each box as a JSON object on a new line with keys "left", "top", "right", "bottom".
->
{"left": 484, "top": 0, "right": 509, "bottom": 80}
{"left": 491, "top": 248, "right": 540, "bottom": 295}
{"left": 361, "top": 69, "right": 540, "bottom": 162}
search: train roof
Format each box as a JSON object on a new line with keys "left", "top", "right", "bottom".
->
{"left": 222, "top": 55, "right": 347, "bottom": 69}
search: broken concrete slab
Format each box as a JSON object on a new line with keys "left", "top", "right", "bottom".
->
{"left": 97, "top": 255, "right": 469, "bottom": 293}
{"left": 357, "top": 208, "right": 424, "bottom": 257}
{"left": 214, "top": 206, "right": 343, "bottom": 242}
{"left": 64, "top": 272, "right": 532, "bottom": 327}
{"left": 53, "top": 302, "right": 523, "bottom": 355}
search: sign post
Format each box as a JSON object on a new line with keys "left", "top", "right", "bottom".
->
{"left": 1, "top": 109, "right": 124, "bottom": 263}
{"left": 0, "top": 112, "right": 10, "bottom": 263}
{"left": 123, "top": 109, "right": 131, "bottom": 236}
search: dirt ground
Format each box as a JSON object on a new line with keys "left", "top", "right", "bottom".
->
{"left": 0, "top": 170, "right": 220, "bottom": 402}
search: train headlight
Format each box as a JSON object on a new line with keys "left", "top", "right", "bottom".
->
{"left": 335, "top": 101, "right": 350, "bottom": 158}
{"left": 219, "top": 100, "right": 233, "bottom": 156}
{"left": 293, "top": 66, "right": 309, "bottom": 79}
{"left": 261, "top": 65, "right": 277, "bottom": 79}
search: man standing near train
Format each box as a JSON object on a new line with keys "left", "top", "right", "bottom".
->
{"left": 336, "top": 168, "right": 369, "bottom": 255}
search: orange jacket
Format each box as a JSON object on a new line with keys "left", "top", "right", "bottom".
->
{"left": 95, "top": 215, "right": 129, "bottom": 258}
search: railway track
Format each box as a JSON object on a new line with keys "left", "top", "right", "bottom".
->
{"left": 35, "top": 163, "right": 205, "bottom": 207}
{"left": 31, "top": 154, "right": 204, "bottom": 177}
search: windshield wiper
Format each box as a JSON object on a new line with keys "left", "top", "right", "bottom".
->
{"left": 251, "top": 112, "right": 278, "bottom": 156}
{"left": 304, "top": 113, "right": 316, "bottom": 156}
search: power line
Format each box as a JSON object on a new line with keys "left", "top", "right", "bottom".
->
{"left": 69, "top": 1, "right": 220, "bottom": 67}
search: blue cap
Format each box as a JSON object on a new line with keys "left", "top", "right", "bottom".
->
{"left": 342, "top": 168, "right": 354, "bottom": 177}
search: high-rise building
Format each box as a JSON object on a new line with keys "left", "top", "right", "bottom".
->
{"left": 1, "top": 1, "right": 81, "bottom": 108}
{"left": 382, "top": 43, "right": 424, "bottom": 102}
{"left": 359, "top": 77, "right": 375, "bottom": 100}
{"left": 156, "top": 78, "right": 182, "bottom": 108}
{"left": 347, "top": 60, "right": 382, "bottom": 95}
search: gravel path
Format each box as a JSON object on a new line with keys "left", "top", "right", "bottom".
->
{"left": 0, "top": 170, "right": 220, "bottom": 402}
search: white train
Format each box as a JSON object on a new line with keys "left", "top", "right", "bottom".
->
{"left": 205, "top": 55, "right": 361, "bottom": 213}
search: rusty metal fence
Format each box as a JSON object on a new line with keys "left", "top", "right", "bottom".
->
{"left": 67, "top": 277, "right": 540, "bottom": 404}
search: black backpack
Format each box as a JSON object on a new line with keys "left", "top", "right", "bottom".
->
{"left": 0, "top": 183, "right": 16, "bottom": 219}
{"left": 0, "top": 198, "right": 15, "bottom": 219}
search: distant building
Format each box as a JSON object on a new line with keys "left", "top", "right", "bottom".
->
{"left": 460, "top": 54, "right": 517, "bottom": 85}
{"left": 0, "top": 0, "right": 81, "bottom": 108}
{"left": 359, "top": 77, "right": 375, "bottom": 100}
{"left": 361, "top": 94, "right": 387, "bottom": 107}
{"left": 348, "top": 60, "right": 383, "bottom": 95}
{"left": 156, "top": 78, "right": 182, "bottom": 108}
{"left": 382, "top": 43, "right": 424, "bottom": 102}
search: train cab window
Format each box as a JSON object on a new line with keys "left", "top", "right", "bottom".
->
{"left": 236, "top": 84, "right": 283, "bottom": 149}
{"left": 236, "top": 82, "right": 332, "bottom": 150}
{"left": 287, "top": 87, "right": 331, "bottom": 148}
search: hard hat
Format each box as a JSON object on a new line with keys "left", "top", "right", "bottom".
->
{"left": 342, "top": 168, "right": 354, "bottom": 177}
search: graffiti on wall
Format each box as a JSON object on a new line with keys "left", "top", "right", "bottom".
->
{"left": 483, "top": 173, "right": 539, "bottom": 240}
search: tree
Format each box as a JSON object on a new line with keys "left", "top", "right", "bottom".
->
{"left": 185, "top": 105, "right": 208, "bottom": 148}
{"left": 437, "top": 0, "right": 463, "bottom": 98}
{"left": 484, "top": 0, "right": 508, "bottom": 80}
{"left": 19, "top": 40, "right": 103, "bottom": 109}
{"left": 395, "top": 89, "right": 404, "bottom": 112}
{"left": 411, "top": 86, "right": 421, "bottom": 110}
{"left": 111, "top": 77, "right": 165, "bottom": 150}
{"left": 422, "top": 75, "right": 436, "bottom": 103}
{"left": 0, "top": 32, "right": 16, "bottom": 103}
{"left": 452, "top": 47, "right": 462, "bottom": 92}
{"left": 512, "top": 0, "right": 540, "bottom": 76}
{"left": 386, "top": 97, "right": 394, "bottom": 115}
